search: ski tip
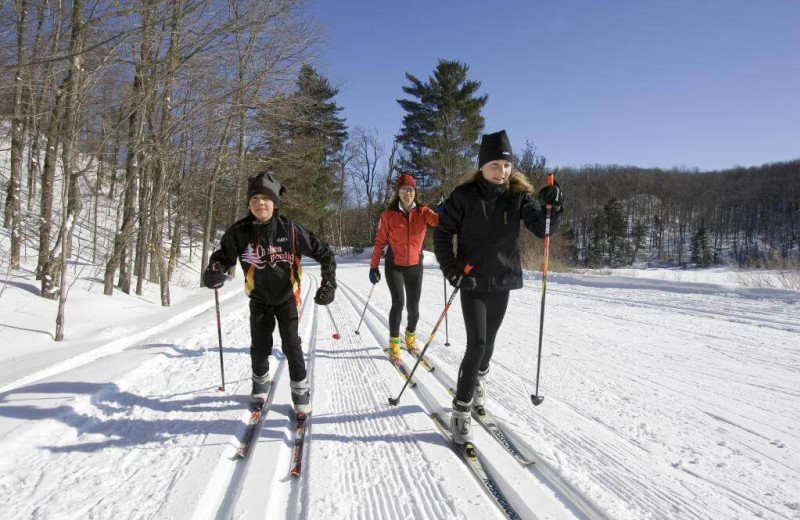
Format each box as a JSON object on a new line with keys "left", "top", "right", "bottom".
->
{"left": 531, "top": 395, "right": 545, "bottom": 406}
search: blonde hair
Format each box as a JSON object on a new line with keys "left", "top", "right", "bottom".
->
{"left": 460, "top": 169, "right": 533, "bottom": 195}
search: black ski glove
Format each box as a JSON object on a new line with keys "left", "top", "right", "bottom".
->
{"left": 314, "top": 280, "right": 336, "bottom": 305}
{"left": 537, "top": 182, "right": 564, "bottom": 211}
{"left": 369, "top": 268, "right": 381, "bottom": 284}
{"left": 445, "top": 267, "right": 477, "bottom": 291}
{"left": 203, "top": 261, "right": 227, "bottom": 289}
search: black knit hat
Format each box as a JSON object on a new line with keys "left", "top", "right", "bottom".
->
{"left": 247, "top": 171, "right": 286, "bottom": 204}
{"left": 478, "top": 130, "right": 513, "bottom": 168}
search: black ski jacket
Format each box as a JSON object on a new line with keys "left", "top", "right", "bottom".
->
{"left": 434, "top": 178, "right": 561, "bottom": 292}
{"left": 208, "top": 213, "right": 336, "bottom": 306}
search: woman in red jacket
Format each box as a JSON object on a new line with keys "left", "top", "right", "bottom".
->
{"left": 370, "top": 173, "right": 439, "bottom": 360}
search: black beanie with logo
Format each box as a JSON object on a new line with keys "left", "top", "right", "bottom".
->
{"left": 247, "top": 171, "right": 286, "bottom": 204}
{"left": 478, "top": 130, "right": 513, "bottom": 168}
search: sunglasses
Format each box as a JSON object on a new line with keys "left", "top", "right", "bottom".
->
{"left": 398, "top": 186, "right": 415, "bottom": 193}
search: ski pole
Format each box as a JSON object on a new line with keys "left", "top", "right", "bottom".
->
{"left": 354, "top": 285, "right": 375, "bottom": 335}
{"left": 532, "top": 173, "right": 555, "bottom": 406}
{"left": 443, "top": 275, "right": 450, "bottom": 346}
{"left": 325, "top": 303, "right": 341, "bottom": 340}
{"left": 214, "top": 287, "right": 226, "bottom": 392}
{"left": 388, "top": 264, "right": 472, "bottom": 406}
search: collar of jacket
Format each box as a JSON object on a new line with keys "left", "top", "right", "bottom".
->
{"left": 477, "top": 176, "right": 508, "bottom": 200}
{"left": 248, "top": 214, "right": 277, "bottom": 235}
{"left": 397, "top": 201, "right": 417, "bottom": 215}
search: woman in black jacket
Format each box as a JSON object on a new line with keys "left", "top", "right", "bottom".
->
{"left": 434, "top": 130, "right": 563, "bottom": 445}
{"left": 203, "top": 172, "right": 336, "bottom": 416}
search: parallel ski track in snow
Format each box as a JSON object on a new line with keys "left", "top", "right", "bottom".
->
{"left": 300, "top": 277, "right": 482, "bottom": 520}
{"left": 334, "top": 275, "right": 608, "bottom": 520}
{"left": 338, "top": 264, "right": 800, "bottom": 520}
{"left": 199, "top": 276, "right": 320, "bottom": 520}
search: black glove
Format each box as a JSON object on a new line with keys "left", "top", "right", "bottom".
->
{"left": 369, "top": 268, "right": 381, "bottom": 284}
{"left": 537, "top": 182, "right": 564, "bottom": 210}
{"left": 446, "top": 268, "right": 477, "bottom": 291}
{"left": 314, "top": 281, "right": 336, "bottom": 305}
{"left": 203, "top": 261, "right": 226, "bottom": 289}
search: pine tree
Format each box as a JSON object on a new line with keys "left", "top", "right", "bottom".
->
{"left": 396, "top": 59, "right": 487, "bottom": 192}
{"left": 266, "top": 65, "right": 348, "bottom": 234}
{"left": 604, "top": 198, "right": 630, "bottom": 267}
{"left": 515, "top": 140, "right": 547, "bottom": 185}
{"left": 691, "top": 224, "right": 713, "bottom": 267}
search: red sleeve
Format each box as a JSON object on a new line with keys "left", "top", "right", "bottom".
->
{"left": 423, "top": 205, "right": 439, "bottom": 227}
{"left": 370, "top": 211, "right": 390, "bottom": 269}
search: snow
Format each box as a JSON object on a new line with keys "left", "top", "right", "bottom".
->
{"left": 1, "top": 245, "right": 799, "bottom": 519}
{"left": 2, "top": 131, "right": 800, "bottom": 519}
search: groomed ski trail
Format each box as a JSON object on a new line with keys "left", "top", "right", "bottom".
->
{"left": 335, "top": 265, "right": 608, "bottom": 520}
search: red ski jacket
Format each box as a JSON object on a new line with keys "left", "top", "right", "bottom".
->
{"left": 370, "top": 204, "right": 439, "bottom": 268}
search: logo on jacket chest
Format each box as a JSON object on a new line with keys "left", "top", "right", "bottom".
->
{"left": 242, "top": 242, "right": 294, "bottom": 270}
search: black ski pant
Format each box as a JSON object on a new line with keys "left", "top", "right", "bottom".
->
{"left": 250, "top": 298, "right": 306, "bottom": 382}
{"left": 455, "top": 290, "right": 510, "bottom": 404}
{"left": 385, "top": 262, "right": 423, "bottom": 337}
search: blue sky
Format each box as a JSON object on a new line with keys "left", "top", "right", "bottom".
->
{"left": 308, "top": 0, "right": 799, "bottom": 171}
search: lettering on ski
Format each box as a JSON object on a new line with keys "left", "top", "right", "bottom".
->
{"left": 234, "top": 382, "right": 275, "bottom": 459}
{"left": 447, "top": 387, "right": 534, "bottom": 465}
{"left": 290, "top": 412, "right": 309, "bottom": 477}
{"left": 431, "top": 412, "right": 523, "bottom": 520}
{"left": 384, "top": 348, "right": 417, "bottom": 387}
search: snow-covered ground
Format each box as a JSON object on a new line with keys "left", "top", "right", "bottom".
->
{"left": 2, "top": 130, "right": 799, "bottom": 519}
{"left": 1, "top": 245, "right": 799, "bottom": 519}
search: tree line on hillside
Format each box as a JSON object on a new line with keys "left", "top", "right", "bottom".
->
{"left": 1, "top": 3, "right": 797, "bottom": 341}
{"left": 556, "top": 161, "right": 800, "bottom": 268}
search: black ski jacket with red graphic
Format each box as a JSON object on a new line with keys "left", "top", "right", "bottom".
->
{"left": 208, "top": 213, "right": 336, "bottom": 306}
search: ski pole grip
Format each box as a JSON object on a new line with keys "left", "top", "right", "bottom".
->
{"left": 463, "top": 264, "right": 473, "bottom": 275}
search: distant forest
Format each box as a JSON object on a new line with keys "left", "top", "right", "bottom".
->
{"left": 554, "top": 160, "right": 800, "bottom": 268}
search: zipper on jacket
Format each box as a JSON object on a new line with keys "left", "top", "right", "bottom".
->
{"left": 407, "top": 210, "right": 411, "bottom": 265}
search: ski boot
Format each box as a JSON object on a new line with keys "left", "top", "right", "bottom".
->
{"left": 450, "top": 398, "right": 473, "bottom": 446}
{"left": 473, "top": 368, "right": 489, "bottom": 417}
{"left": 290, "top": 377, "right": 311, "bottom": 416}
{"left": 250, "top": 371, "right": 271, "bottom": 405}
{"left": 404, "top": 329, "right": 418, "bottom": 355}
{"left": 388, "top": 336, "right": 402, "bottom": 361}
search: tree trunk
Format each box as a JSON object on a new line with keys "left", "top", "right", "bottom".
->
{"left": 6, "top": 0, "right": 28, "bottom": 271}
{"left": 53, "top": 0, "right": 84, "bottom": 340}
{"left": 200, "top": 115, "right": 235, "bottom": 284}
{"left": 104, "top": 95, "right": 143, "bottom": 295}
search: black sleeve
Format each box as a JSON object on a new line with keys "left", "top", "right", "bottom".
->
{"left": 292, "top": 221, "right": 337, "bottom": 287}
{"left": 433, "top": 190, "right": 464, "bottom": 277}
{"left": 520, "top": 191, "right": 562, "bottom": 238}
{"left": 208, "top": 225, "right": 240, "bottom": 271}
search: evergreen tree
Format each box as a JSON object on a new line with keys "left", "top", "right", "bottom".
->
{"left": 604, "top": 198, "right": 630, "bottom": 267}
{"left": 515, "top": 140, "right": 547, "bottom": 185}
{"left": 587, "top": 211, "right": 607, "bottom": 267}
{"left": 266, "top": 65, "right": 348, "bottom": 234}
{"left": 396, "top": 59, "right": 487, "bottom": 192}
{"left": 691, "top": 224, "right": 713, "bottom": 267}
